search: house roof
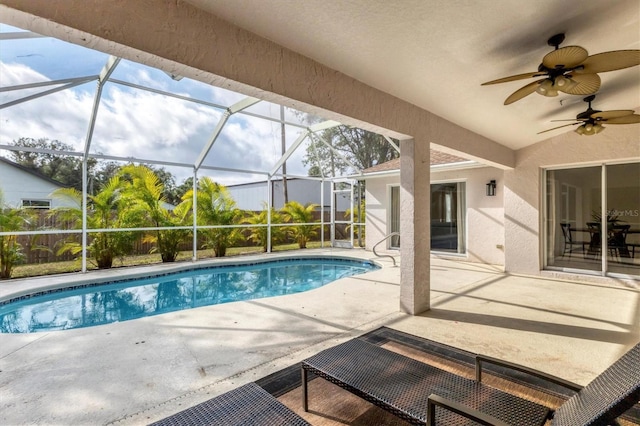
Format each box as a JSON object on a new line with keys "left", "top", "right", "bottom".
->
{"left": 362, "top": 151, "right": 470, "bottom": 174}
{"left": 0, "top": 156, "right": 67, "bottom": 188}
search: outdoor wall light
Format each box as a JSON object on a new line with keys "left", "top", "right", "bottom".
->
{"left": 486, "top": 180, "right": 497, "bottom": 196}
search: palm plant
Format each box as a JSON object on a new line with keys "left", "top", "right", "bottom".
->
{"left": 119, "top": 165, "right": 191, "bottom": 262}
{"left": 51, "top": 176, "right": 137, "bottom": 269}
{"left": 181, "top": 177, "right": 242, "bottom": 257}
{"left": 0, "top": 191, "right": 33, "bottom": 279}
{"left": 591, "top": 208, "right": 622, "bottom": 225}
{"left": 243, "top": 203, "right": 286, "bottom": 252}
{"left": 281, "top": 201, "right": 319, "bottom": 249}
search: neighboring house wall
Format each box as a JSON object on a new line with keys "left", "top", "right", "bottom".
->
{"left": 228, "top": 178, "right": 351, "bottom": 211}
{"left": 365, "top": 166, "right": 505, "bottom": 266}
{"left": 0, "top": 159, "right": 77, "bottom": 209}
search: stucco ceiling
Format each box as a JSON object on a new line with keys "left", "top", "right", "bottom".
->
{"left": 184, "top": 0, "right": 640, "bottom": 150}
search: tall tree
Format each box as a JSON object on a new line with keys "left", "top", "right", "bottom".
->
{"left": 301, "top": 124, "right": 399, "bottom": 177}
{"left": 9, "top": 138, "right": 93, "bottom": 190}
{"left": 174, "top": 177, "right": 195, "bottom": 202}
{"left": 90, "top": 160, "right": 121, "bottom": 194}
{"left": 149, "top": 166, "right": 180, "bottom": 205}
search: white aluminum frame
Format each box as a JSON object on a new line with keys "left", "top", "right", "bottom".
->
{"left": 0, "top": 48, "right": 402, "bottom": 271}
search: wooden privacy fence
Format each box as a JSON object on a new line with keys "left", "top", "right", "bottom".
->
{"left": 15, "top": 210, "right": 351, "bottom": 265}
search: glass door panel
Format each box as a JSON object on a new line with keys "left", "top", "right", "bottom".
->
{"left": 607, "top": 163, "right": 640, "bottom": 275}
{"left": 545, "top": 167, "right": 601, "bottom": 272}
{"left": 390, "top": 186, "right": 400, "bottom": 248}
{"left": 431, "top": 182, "right": 465, "bottom": 254}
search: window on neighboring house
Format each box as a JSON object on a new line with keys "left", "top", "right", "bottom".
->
{"left": 22, "top": 199, "right": 51, "bottom": 209}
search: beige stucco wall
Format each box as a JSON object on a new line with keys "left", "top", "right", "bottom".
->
{"left": 365, "top": 165, "right": 506, "bottom": 266}
{"left": 364, "top": 176, "right": 396, "bottom": 253}
{"left": 504, "top": 124, "right": 640, "bottom": 275}
{"left": 433, "top": 166, "right": 505, "bottom": 265}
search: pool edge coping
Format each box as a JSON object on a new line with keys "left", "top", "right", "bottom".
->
{"left": 0, "top": 250, "right": 382, "bottom": 305}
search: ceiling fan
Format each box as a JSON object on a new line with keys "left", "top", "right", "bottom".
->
{"left": 538, "top": 95, "right": 640, "bottom": 136}
{"left": 482, "top": 34, "right": 640, "bottom": 105}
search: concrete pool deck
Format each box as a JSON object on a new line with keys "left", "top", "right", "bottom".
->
{"left": 1, "top": 248, "right": 639, "bottom": 425}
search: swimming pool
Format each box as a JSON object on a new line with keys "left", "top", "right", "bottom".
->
{"left": 0, "top": 257, "right": 379, "bottom": 333}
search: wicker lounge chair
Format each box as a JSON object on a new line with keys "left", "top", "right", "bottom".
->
{"left": 431, "top": 341, "right": 640, "bottom": 426}
{"left": 150, "top": 382, "right": 310, "bottom": 426}
{"left": 302, "top": 338, "right": 640, "bottom": 426}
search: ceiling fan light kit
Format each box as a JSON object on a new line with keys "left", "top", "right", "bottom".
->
{"left": 483, "top": 34, "right": 640, "bottom": 135}
{"left": 538, "top": 95, "right": 640, "bottom": 136}
{"left": 535, "top": 75, "right": 578, "bottom": 97}
{"left": 535, "top": 79, "right": 558, "bottom": 97}
{"left": 554, "top": 75, "right": 578, "bottom": 91}
{"left": 575, "top": 123, "right": 604, "bottom": 136}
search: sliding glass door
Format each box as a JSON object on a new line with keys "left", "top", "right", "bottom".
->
{"left": 388, "top": 182, "right": 466, "bottom": 254}
{"left": 545, "top": 162, "right": 639, "bottom": 277}
{"left": 390, "top": 186, "right": 400, "bottom": 248}
{"left": 545, "top": 166, "right": 601, "bottom": 272}
{"left": 607, "top": 163, "right": 640, "bottom": 275}
{"left": 431, "top": 182, "right": 466, "bottom": 254}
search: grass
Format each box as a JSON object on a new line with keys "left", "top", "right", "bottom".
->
{"left": 10, "top": 241, "right": 334, "bottom": 279}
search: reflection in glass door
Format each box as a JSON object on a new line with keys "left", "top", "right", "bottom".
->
{"left": 545, "top": 163, "right": 640, "bottom": 277}
{"left": 390, "top": 186, "right": 400, "bottom": 248}
{"left": 431, "top": 182, "right": 466, "bottom": 254}
{"left": 607, "top": 163, "right": 640, "bottom": 275}
{"left": 546, "top": 166, "right": 601, "bottom": 272}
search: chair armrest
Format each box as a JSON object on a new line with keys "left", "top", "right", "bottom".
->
{"left": 475, "top": 354, "right": 582, "bottom": 392}
{"left": 427, "top": 394, "right": 510, "bottom": 426}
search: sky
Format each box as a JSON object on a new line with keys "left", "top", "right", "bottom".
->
{"left": 0, "top": 24, "right": 326, "bottom": 186}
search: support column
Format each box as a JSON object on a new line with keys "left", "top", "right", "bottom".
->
{"left": 400, "top": 138, "right": 430, "bottom": 315}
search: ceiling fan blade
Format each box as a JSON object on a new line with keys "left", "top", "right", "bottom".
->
{"left": 504, "top": 80, "right": 541, "bottom": 105}
{"left": 481, "top": 71, "right": 545, "bottom": 85}
{"left": 559, "top": 73, "right": 600, "bottom": 95}
{"left": 542, "top": 46, "right": 588, "bottom": 69}
{"left": 574, "top": 50, "right": 640, "bottom": 74}
{"left": 592, "top": 110, "right": 635, "bottom": 120}
{"left": 537, "top": 122, "right": 580, "bottom": 134}
{"left": 603, "top": 114, "right": 640, "bottom": 124}
{"left": 551, "top": 119, "right": 586, "bottom": 122}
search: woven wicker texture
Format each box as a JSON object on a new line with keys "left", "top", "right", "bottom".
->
{"left": 150, "top": 382, "right": 311, "bottom": 426}
{"left": 302, "top": 338, "right": 550, "bottom": 426}
{"left": 552, "top": 342, "right": 640, "bottom": 426}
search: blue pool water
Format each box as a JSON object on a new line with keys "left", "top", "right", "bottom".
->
{"left": 0, "top": 257, "right": 379, "bottom": 333}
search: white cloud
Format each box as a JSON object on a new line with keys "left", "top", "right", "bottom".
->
{"left": 0, "top": 62, "right": 95, "bottom": 149}
{"left": 91, "top": 84, "right": 220, "bottom": 159}
{"left": 0, "top": 61, "right": 41, "bottom": 85}
{"left": 0, "top": 61, "right": 314, "bottom": 184}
